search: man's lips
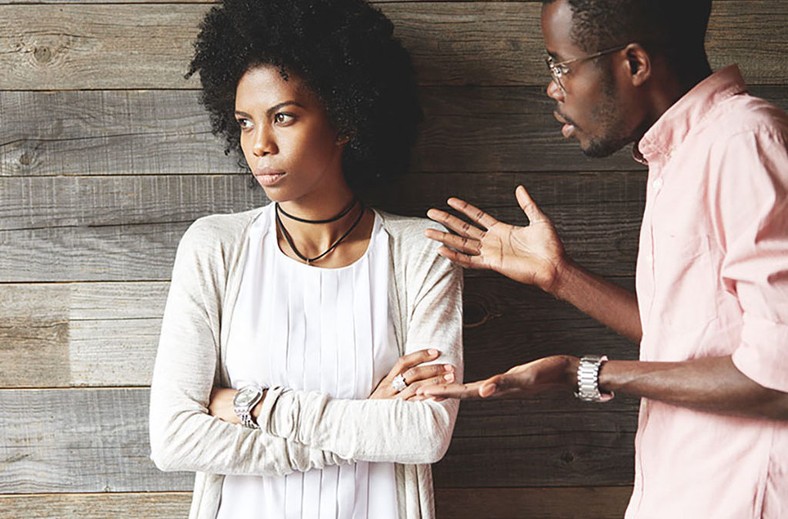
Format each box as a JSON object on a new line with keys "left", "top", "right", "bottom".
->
{"left": 554, "top": 110, "right": 576, "bottom": 139}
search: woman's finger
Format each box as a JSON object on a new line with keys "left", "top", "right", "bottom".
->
{"left": 401, "top": 363, "right": 454, "bottom": 385}
{"left": 390, "top": 348, "right": 440, "bottom": 379}
{"left": 397, "top": 372, "right": 456, "bottom": 400}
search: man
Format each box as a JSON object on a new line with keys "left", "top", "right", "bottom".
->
{"left": 419, "top": 0, "right": 788, "bottom": 517}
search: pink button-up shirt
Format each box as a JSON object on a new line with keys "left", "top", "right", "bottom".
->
{"left": 627, "top": 66, "right": 788, "bottom": 518}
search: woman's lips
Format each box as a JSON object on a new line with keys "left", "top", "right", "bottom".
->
{"left": 254, "top": 167, "right": 285, "bottom": 186}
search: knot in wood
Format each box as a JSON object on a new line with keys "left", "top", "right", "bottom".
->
{"left": 33, "top": 46, "right": 53, "bottom": 64}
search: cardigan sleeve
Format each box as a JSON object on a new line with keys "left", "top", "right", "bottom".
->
{"left": 257, "top": 222, "right": 464, "bottom": 464}
{"left": 149, "top": 217, "right": 348, "bottom": 476}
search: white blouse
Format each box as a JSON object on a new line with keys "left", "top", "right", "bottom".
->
{"left": 218, "top": 206, "right": 399, "bottom": 519}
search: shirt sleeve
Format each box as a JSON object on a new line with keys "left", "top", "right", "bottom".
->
{"left": 713, "top": 124, "right": 788, "bottom": 392}
{"left": 149, "top": 218, "right": 347, "bottom": 475}
{"left": 257, "top": 228, "right": 464, "bottom": 464}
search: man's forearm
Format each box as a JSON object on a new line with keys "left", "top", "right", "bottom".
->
{"left": 598, "top": 355, "right": 788, "bottom": 420}
{"left": 551, "top": 258, "right": 642, "bottom": 342}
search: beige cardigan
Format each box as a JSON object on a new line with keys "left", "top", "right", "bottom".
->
{"left": 149, "top": 206, "right": 463, "bottom": 519}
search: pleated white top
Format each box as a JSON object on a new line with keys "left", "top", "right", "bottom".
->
{"left": 217, "top": 206, "right": 400, "bottom": 519}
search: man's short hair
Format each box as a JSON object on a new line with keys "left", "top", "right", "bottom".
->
{"left": 544, "top": 0, "right": 712, "bottom": 78}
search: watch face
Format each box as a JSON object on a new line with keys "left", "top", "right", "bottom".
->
{"left": 234, "top": 387, "right": 260, "bottom": 406}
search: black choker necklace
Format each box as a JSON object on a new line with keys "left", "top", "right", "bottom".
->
{"left": 277, "top": 198, "right": 358, "bottom": 224}
{"left": 275, "top": 202, "right": 366, "bottom": 264}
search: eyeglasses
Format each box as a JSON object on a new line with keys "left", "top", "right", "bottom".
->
{"left": 545, "top": 44, "right": 628, "bottom": 92}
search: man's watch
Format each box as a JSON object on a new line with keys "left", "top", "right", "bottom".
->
{"left": 233, "top": 384, "right": 265, "bottom": 429}
{"left": 575, "top": 355, "right": 614, "bottom": 402}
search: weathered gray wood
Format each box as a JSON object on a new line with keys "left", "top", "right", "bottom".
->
{"left": 0, "top": 487, "right": 632, "bottom": 519}
{"left": 3, "top": 87, "right": 785, "bottom": 178}
{"left": 0, "top": 388, "right": 635, "bottom": 492}
{"left": 0, "top": 175, "right": 263, "bottom": 230}
{"left": 0, "top": 493, "right": 191, "bottom": 519}
{"left": 0, "top": 2, "right": 785, "bottom": 90}
{"left": 0, "top": 276, "right": 634, "bottom": 388}
{"left": 0, "top": 388, "right": 194, "bottom": 493}
{"left": 0, "top": 170, "right": 645, "bottom": 282}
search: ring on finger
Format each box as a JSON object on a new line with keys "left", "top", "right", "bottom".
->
{"left": 392, "top": 373, "right": 408, "bottom": 393}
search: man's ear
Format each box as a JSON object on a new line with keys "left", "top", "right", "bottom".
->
{"left": 336, "top": 134, "right": 351, "bottom": 145}
{"left": 624, "top": 43, "right": 651, "bottom": 86}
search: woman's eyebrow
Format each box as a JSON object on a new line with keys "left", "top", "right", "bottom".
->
{"left": 265, "top": 100, "right": 305, "bottom": 117}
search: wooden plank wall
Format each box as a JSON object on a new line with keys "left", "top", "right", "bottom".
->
{"left": 1, "top": 1, "right": 785, "bottom": 517}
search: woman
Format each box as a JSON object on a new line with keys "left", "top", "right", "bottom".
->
{"left": 148, "top": 0, "right": 463, "bottom": 517}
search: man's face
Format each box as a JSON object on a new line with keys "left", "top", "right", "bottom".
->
{"left": 541, "top": 0, "right": 636, "bottom": 158}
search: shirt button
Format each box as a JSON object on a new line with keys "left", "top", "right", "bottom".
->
{"left": 652, "top": 178, "right": 663, "bottom": 190}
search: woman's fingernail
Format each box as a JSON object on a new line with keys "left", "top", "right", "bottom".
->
{"left": 429, "top": 349, "right": 439, "bottom": 356}
{"left": 444, "top": 365, "right": 454, "bottom": 372}
{"left": 444, "top": 373, "right": 454, "bottom": 382}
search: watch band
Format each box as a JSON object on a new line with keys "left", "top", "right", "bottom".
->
{"left": 233, "top": 385, "right": 265, "bottom": 429}
{"left": 575, "top": 355, "right": 614, "bottom": 402}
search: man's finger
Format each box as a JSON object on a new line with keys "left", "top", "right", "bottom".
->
{"left": 427, "top": 209, "right": 487, "bottom": 240}
{"left": 515, "top": 185, "right": 546, "bottom": 224}
{"left": 417, "top": 381, "right": 484, "bottom": 400}
{"left": 446, "top": 198, "right": 500, "bottom": 230}
{"left": 425, "top": 228, "right": 481, "bottom": 255}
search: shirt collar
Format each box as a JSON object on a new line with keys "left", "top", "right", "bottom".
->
{"left": 635, "top": 65, "right": 748, "bottom": 166}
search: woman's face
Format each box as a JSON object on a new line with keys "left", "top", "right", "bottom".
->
{"left": 235, "top": 65, "right": 347, "bottom": 205}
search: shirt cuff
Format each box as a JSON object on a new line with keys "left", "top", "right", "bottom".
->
{"left": 731, "top": 313, "right": 788, "bottom": 392}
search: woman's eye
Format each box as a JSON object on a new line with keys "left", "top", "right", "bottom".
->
{"left": 236, "top": 118, "right": 252, "bottom": 130}
{"left": 274, "top": 113, "right": 295, "bottom": 125}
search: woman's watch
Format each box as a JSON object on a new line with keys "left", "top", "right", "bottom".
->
{"left": 575, "top": 355, "right": 614, "bottom": 402}
{"left": 233, "top": 384, "right": 265, "bottom": 428}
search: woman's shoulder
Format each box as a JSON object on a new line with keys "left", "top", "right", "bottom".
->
{"left": 375, "top": 209, "right": 444, "bottom": 237}
{"left": 374, "top": 209, "right": 447, "bottom": 261}
{"left": 178, "top": 205, "right": 269, "bottom": 254}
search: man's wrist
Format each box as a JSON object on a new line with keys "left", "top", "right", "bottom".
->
{"left": 575, "top": 355, "right": 615, "bottom": 402}
{"left": 548, "top": 256, "right": 577, "bottom": 300}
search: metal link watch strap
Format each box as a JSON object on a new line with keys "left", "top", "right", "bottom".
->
{"left": 575, "top": 355, "right": 614, "bottom": 402}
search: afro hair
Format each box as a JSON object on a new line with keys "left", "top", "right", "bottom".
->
{"left": 187, "top": 0, "right": 423, "bottom": 188}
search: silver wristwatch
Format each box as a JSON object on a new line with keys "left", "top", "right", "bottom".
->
{"left": 575, "top": 355, "right": 614, "bottom": 402}
{"left": 233, "top": 384, "right": 265, "bottom": 429}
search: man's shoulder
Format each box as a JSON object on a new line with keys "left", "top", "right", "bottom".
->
{"left": 714, "top": 91, "right": 788, "bottom": 139}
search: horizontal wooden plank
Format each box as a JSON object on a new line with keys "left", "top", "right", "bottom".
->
{"left": 0, "top": 88, "right": 636, "bottom": 177}
{"left": 0, "top": 275, "right": 635, "bottom": 388}
{"left": 0, "top": 487, "right": 632, "bottom": 519}
{"left": 0, "top": 170, "right": 645, "bottom": 282}
{"left": 0, "top": 2, "right": 785, "bottom": 89}
{"left": 0, "top": 493, "right": 191, "bottom": 519}
{"left": 0, "top": 389, "right": 194, "bottom": 493}
{"left": 4, "top": 86, "right": 785, "bottom": 178}
{"left": 0, "top": 388, "right": 635, "bottom": 492}
{"left": 435, "top": 486, "right": 632, "bottom": 519}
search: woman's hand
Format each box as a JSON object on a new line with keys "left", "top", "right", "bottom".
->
{"left": 209, "top": 387, "right": 243, "bottom": 424}
{"left": 425, "top": 185, "right": 568, "bottom": 294}
{"left": 369, "top": 348, "right": 456, "bottom": 401}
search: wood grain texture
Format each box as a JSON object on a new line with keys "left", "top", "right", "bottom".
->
{"left": 0, "top": 388, "right": 194, "bottom": 493}
{"left": 0, "top": 493, "right": 192, "bottom": 519}
{"left": 435, "top": 486, "right": 633, "bottom": 519}
{"left": 0, "top": 170, "right": 645, "bottom": 282}
{"left": 0, "top": 276, "right": 635, "bottom": 388}
{"left": 0, "top": 487, "right": 633, "bottom": 519}
{"left": 0, "top": 2, "right": 785, "bottom": 90}
{"left": 3, "top": 87, "right": 785, "bottom": 178}
{"left": 0, "top": 388, "right": 635, "bottom": 493}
